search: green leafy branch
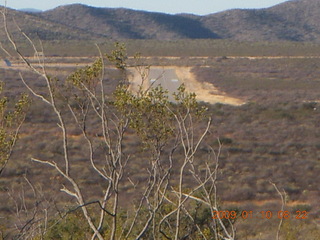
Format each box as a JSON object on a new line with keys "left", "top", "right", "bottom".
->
{"left": 0, "top": 82, "right": 29, "bottom": 175}
{"left": 67, "top": 58, "right": 103, "bottom": 90}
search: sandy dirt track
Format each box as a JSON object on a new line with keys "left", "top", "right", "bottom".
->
{"left": 2, "top": 57, "right": 244, "bottom": 105}
{"left": 129, "top": 66, "right": 245, "bottom": 106}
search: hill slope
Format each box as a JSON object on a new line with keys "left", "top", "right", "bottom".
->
{"left": 2, "top": 0, "right": 320, "bottom": 42}
{"left": 37, "top": 4, "right": 218, "bottom": 40}
{"left": 201, "top": 0, "right": 320, "bottom": 41}
{"left": 0, "top": 7, "right": 95, "bottom": 41}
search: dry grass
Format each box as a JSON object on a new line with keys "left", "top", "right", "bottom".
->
{"left": 1, "top": 52, "right": 320, "bottom": 239}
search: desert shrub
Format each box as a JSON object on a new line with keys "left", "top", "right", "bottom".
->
{"left": 43, "top": 210, "right": 91, "bottom": 240}
{"left": 291, "top": 204, "right": 312, "bottom": 213}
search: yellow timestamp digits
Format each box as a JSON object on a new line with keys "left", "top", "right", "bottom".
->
{"left": 212, "top": 210, "right": 308, "bottom": 220}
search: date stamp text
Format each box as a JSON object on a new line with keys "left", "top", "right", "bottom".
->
{"left": 212, "top": 210, "right": 308, "bottom": 220}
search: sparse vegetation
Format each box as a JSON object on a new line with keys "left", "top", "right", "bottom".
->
{"left": 0, "top": 39, "right": 320, "bottom": 238}
{"left": 1, "top": 3, "right": 320, "bottom": 238}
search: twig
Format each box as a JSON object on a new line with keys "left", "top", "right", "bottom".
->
{"left": 270, "top": 181, "right": 286, "bottom": 240}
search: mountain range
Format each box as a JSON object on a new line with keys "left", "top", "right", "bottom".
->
{"left": 1, "top": 0, "right": 320, "bottom": 42}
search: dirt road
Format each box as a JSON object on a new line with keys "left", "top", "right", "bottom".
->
{"left": 129, "top": 66, "right": 245, "bottom": 106}
{"left": 3, "top": 57, "right": 246, "bottom": 105}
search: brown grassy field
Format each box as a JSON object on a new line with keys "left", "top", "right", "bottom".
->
{"left": 1, "top": 44, "right": 320, "bottom": 239}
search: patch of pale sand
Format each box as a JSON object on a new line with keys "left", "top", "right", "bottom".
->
{"left": 175, "top": 67, "right": 245, "bottom": 106}
{"left": 128, "top": 66, "right": 169, "bottom": 93}
{"left": 127, "top": 68, "right": 149, "bottom": 93}
{"left": 127, "top": 66, "right": 245, "bottom": 106}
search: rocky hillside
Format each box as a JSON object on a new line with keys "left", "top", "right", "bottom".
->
{"left": 1, "top": 0, "right": 320, "bottom": 42}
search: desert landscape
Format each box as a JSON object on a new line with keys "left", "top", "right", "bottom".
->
{"left": 1, "top": 1, "right": 320, "bottom": 239}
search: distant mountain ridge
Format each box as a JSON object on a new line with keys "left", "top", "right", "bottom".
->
{"left": 36, "top": 4, "right": 219, "bottom": 40}
{"left": 2, "top": 0, "right": 320, "bottom": 42}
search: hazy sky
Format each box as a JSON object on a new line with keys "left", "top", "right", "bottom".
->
{"left": 4, "top": 0, "right": 289, "bottom": 15}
